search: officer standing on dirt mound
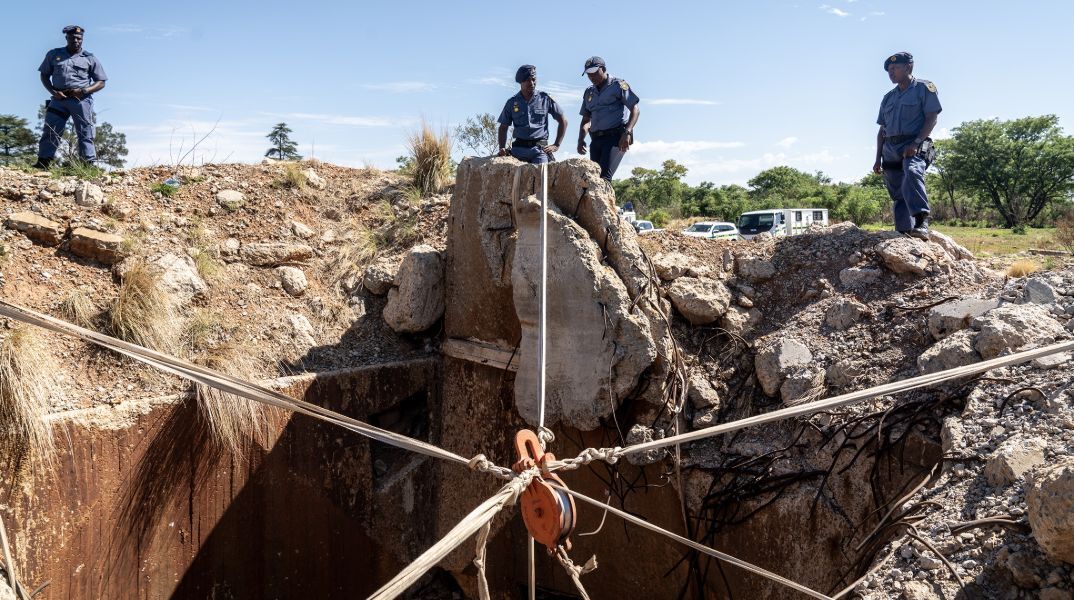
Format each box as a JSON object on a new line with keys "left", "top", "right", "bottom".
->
{"left": 34, "top": 25, "right": 108, "bottom": 168}
{"left": 873, "top": 51, "right": 940, "bottom": 240}
{"left": 576, "top": 56, "right": 639, "bottom": 181}
{"left": 497, "top": 65, "right": 567, "bottom": 164}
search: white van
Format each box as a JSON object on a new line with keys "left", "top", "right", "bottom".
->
{"left": 738, "top": 208, "right": 829, "bottom": 240}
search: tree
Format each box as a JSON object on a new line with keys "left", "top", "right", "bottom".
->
{"left": 613, "top": 159, "right": 689, "bottom": 217}
{"left": 943, "top": 115, "right": 1074, "bottom": 227}
{"left": 454, "top": 113, "right": 500, "bottom": 156}
{"left": 747, "top": 166, "right": 825, "bottom": 204}
{"left": 265, "top": 123, "right": 301, "bottom": 161}
{"left": 0, "top": 115, "right": 37, "bottom": 165}
{"left": 35, "top": 104, "right": 129, "bottom": 168}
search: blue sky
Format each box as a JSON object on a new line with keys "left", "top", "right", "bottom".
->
{"left": 2, "top": 1, "right": 1072, "bottom": 185}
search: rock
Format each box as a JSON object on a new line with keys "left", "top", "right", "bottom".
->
{"left": 839, "top": 266, "right": 883, "bottom": 288}
{"left": 1040, "top": 588, "right": 1073, "bottom": 600}
{"left": 826, "top": 359, "right": 862, "bottom": 388}
{"left": 73, "top": 181, "right": 105, "bottom": 207}
{"left": 652, "top": 252, "right": 707, "bottom": 281}
{"left": 825, "top": 298, "right": 867, "bottom": 330}
{"left": 917, "top": 556, "right": 943, "bottom": 570}
{"left": 692, "top": 406, "right": 719, "bottom": 430}
{"left": 151, "top": 253, "right": 207, "bottom": 307}
{"left": 927, "top": 298, "right": 1001, "bottom": 341}
{"left": 510, "top": 191, "right": 658, "bottom": 427}
{"left": 102, "top": 202, "right": 134, "bottom": 221}
{"left": 291, "top": 221, "right": 314, "bottom": 239}
{"left": 754, "top": 338, "right": 813, "bottom": 397}
{"left": 363, "top": 259, "right": 398, "bottom": 296}
{"left": 927, "top": 230, "right": 974, "bottom": 261}
{"left": 219, "top": 237, "right": 241, "bottom": 261}
{"left": 985, "top": 437, "right": 1047, "bottom": 487}
{"left": 917, "top": 329, "right": 981, "bottom": 374}
{"left": 875, "top": 237, "right": 952, "bottom": 276}
{"left": 215, "top": 190, "right": 245, "bottom": 211}
{"left": 1024, "top": 278, "right": 1059, "bottom": 305}
{"left": 283, "top": 313, "right": 317, "bottom": 353}
{"left": 736, "top": 257, "right": 776, "bottom": 282}
{"left": 4, "top": 211, "right": 64, "bottom": 246}
{"left": 780, "top": 367, "right": 824, "bottom": 406}
{"left": 304, "top": 169, "right": 326, "bottom": 190}
{"left": 901, "top": 581, "right": 940, "bottom": 600}
{"left": 972, "top": 304, "right": 1067, "bottom": 359}
{"left": 1027, "top": 457, "right": 1074, "bottom": 564}
{"left": 239, "top": 242, "right": 314, "bottom": 267}
{"left": 68, "top": 227, "right": 125, "bottom": 264}
{"left": 383, "top": 245, "right": 445, "bottom": 334}
{"left": 941, "top": 417, "right": 965, "bottom": 455}
{"left": 276, "top": 266, "right": 308, "bottom": 297}
{"left": 1005, "top": 552, "right": 1040, "bottom": 588}
{"left": 624, "top": 424, "right": 664, "bottom": 466}
{"left": 719, "top": 305, "right": 762, "bottom": 336}
{"left": 688, "top": 373, "right": 720, "bottom": 409}
{"left": 667, "top": 277, "right": 732, "bottom": 325}
{"left": 1033, "top": 352, "right": 1072, "bottom": 370}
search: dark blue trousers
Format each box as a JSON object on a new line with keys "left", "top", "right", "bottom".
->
{"left": 38, "top": 96, "right": 96, "bottom": 162}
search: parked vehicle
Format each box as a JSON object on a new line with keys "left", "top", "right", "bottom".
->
{"left": 633, "top": 220, "right": 662, "bottom": 235}
{"left": 680, "top": 221, "right": 740, "bottom": 240}
{"left": 618, "top": 201, "right": 637, "bottom": 224}
{"left": 738, "top": 208, "right": 829, "bottom": 240}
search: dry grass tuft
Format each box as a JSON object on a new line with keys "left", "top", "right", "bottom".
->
{"left": 406, "top": 121, "right": 453, "bottom": 196}
{"left": 326, "top": 225, "right": 379, "bottom": 296}
{"left": 274, "top": 163, "right": 308, "bottom": 190}
{"left": 0, "top": 326, "right": 59, "bottom": 466}
{"left": 60, "top": 288, "right": 98, "bottom": 329}
{"left": 194, "top": 342, "right": 274, "bottom": 454}
{"left": 106, "top": 261, "right": 179, "bottom": 352}
{"left": 1006, "top": 259, "right": 1040, "bottom": 278}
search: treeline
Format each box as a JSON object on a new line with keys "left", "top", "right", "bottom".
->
{"left": 614, "top": 114, "right": 1074, "bottom": 230}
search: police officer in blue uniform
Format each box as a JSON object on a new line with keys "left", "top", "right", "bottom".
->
{"left": 497, "top": 65, "right": 567, "bottom": 164}
{"left": 34, "top": 25, "right": 108, "bottom": 168}
{"left": 873, "top": 52, "right": 940, "bottom": 240}
{"left": 576, "top": 56, "right": 639, "bottom": 180}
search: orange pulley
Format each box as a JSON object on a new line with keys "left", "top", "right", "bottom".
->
{"left": 512, "top": 429, "right": 577, "bottom": 551}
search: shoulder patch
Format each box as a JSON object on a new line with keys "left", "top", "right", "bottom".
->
{"left": 925, "top": 81, "right": 937, "bottom": 93}
{"left": 619, "top": 80, "right": 629, "bottom": 91}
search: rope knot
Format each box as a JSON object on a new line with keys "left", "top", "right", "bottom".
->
{"left": 537, "top": 426, "right": 555, "bottom": 449}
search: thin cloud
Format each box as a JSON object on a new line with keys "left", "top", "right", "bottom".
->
{"left": 647, "top": 98, "right": 721, "bottom": 106}
{"left": 101, "top": 23, "right": 187, "bottom": 38}
{"left": 163, "top": 103, "right": 218, "bottom": 112}
{"left": 363, "top": 81, "right": 436, "bottom": 93}
{"left": 820, "top": 5, "right": 850, "bottom": 17}
{"left": 270, "top": 112, "right": 409, "bottom": 128}
{"left": 775, "top": 137, "right": 798, "bottom": 149}
{"left": 541, "top": 80, "right": 587, "bottom": 98}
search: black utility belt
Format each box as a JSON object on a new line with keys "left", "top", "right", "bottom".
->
{"left": 590, "top": 127, "right": 624, "bottom": 139}
{"left": 512, "top": 138, "right": 547, "bottom": 148}
{"left": 885, "top": 134, "right": 917, "bottom": 144}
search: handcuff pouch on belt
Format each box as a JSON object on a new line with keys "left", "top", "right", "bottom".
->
{"left": 882, "top": 137, "right": 935, "bottom": 172}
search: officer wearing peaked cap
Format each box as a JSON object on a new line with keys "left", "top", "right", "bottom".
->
{"left": 34, "top": 25, "right": 108, "bottom": 168}
{"left": 873, "top": 51, "right": 941, "bottom": 240}
{"left": 577, "top": 56, "right": 640, "bottom": 180}
{"left": 497, "top": 65, "right": 567, "bottom": 164}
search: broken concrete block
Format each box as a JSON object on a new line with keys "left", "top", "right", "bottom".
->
{"left": 754, "top": 337, "right": 813, "bottom": 397}
{"left": 972, "top": 304, "right": 1066, "bottom": 359}
{"left": 239, "top": 242, "right": 314, "bottom": 267}
{"left": 839, "top": 266, "right": 883, "bottom": 288}
{"left": 917, "top": 329, "right": 980, "bottom": 374}
{"left": 383, "top": 245, "right": 445, "bottom": 334}
{"left": 875, "top": 237, "right": 952, "bottom": 276}
{"left": 985, "top": 436, "right": 1046, "bottom": 487}
{"left": 824, "top": 298, "right": 867, "bottom": 330}
{"left": 927, "top": 297, "right": 1001, "bottom": 341}
{"left": 1023, "top": 278, "right": 1058, "bottom": 305}
{"left": 1027, "top": 457, "right": 1074, "bottom": 564}
{"left": 667, "top": 277, "right": 732, "bottom": 325}
{"left": 735, "top": 257, "right": 775, "bottom": 282}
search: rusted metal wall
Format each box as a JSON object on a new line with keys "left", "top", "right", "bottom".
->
{"left": 7, "top": 359, "right": 440, "bottom": 600}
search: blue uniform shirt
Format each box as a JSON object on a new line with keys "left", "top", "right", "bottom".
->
{"left": 580, "top": 76, "right": 639, "bottom": 132}
{"left": 498, "top": 91, "right": 563, "bottom": 141}
{"left": 39, "top": 47, "right": 107, "bottom": 90}
{"left": 877, "top": 78, "right": 941, "bottom": 137}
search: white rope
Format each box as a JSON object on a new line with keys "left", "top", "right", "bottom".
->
{"left": 601, "top": 341, "right": 1074, "bottom": 457}
{"left": 473, "top": 522, "right": 492, "bottom": 600}
{"left": 0, "top": 299, "right": 498, "bottom": 473}
{"left": 368, "top": 470, "right": 535, "bottom": 600}
{"left": 548, "top": 482, "right": 834, "bottom": 600}
{"left": 538, "top": 160, "right": 549, "bottom": 433}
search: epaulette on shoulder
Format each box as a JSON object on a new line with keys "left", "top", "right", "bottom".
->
{"left": 83, "top": 51, "right": 94, "bottom": 57}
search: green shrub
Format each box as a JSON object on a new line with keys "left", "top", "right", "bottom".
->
{"left": 647, "top": 208, "right": 671, "bottom": 228}
{"left": 1011, "top": 224, "right": 1027, "bottom": 235}
{"left": 150, "top": 182, "right": 178, "bottom": 198}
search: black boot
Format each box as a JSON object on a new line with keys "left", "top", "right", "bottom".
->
{"left": 32, "top": 157, "right": 53, "bottom": 170}
{"left": 908, "top": 212, "right": 930, "bottom": 241}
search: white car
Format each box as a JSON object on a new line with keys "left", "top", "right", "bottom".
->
{"left": 680, "top": 221, "right": 740, "bottom": 240}
{"left": 633, "top": 220, "right": 662, "bottom": 235}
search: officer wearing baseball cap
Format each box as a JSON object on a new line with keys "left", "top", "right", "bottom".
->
{"left": 577, "top": 56, "right": 640, "bottom": 180}
{"left": 873, "top": 51, "right": 941, "bottom": 240}
{"left": 496, "top": 65, "right": 567, "bottom": 164}
{"left": 34, "top": 25, "right": 108, "bottom": 168}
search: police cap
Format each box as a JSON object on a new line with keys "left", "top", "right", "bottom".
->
{"left": 583, "top": 56, "right": 605, "bottom": 75}
{"left": 62, "top": 25, "right": 84, "bottom": 35}
{"left": 884, "top": 52, "right": 913, "bottom": 71}
{"left": 515, "top": 64, "right": 536, "bottom": 83}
